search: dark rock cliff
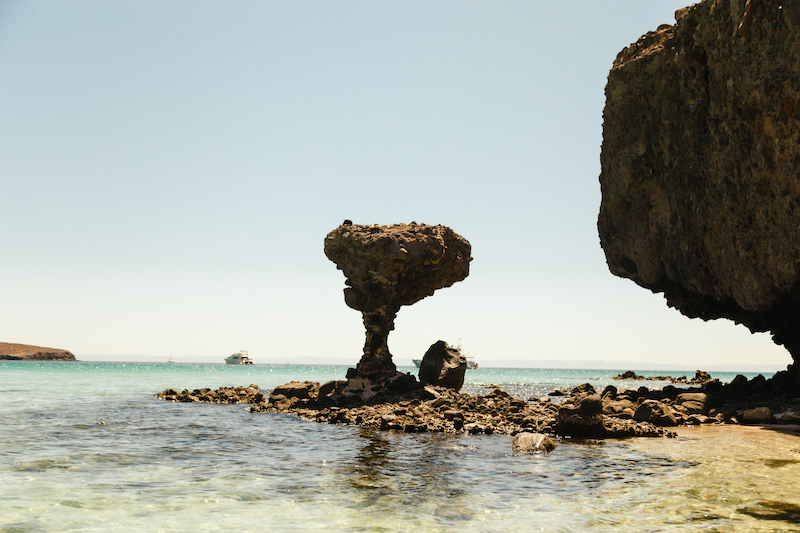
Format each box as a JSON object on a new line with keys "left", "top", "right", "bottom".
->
{"left": 598, "top": 0, "right": 800, "bottom": 373}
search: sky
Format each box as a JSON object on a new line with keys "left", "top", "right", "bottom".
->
{"left": 0, "top": 1, "right": 790, "bottom": 371}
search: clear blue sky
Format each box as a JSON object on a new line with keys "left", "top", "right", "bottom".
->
{"left": 0, "top": 1, "right": 789, "bottom": 370}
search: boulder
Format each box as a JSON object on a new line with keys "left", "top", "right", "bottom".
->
{"left": 742, "top": 406, "right": 777, "bottom": 424}
{"left": 271, "top": 381, "right": 319, "bottom": 400}
{"left": 512, "top": 432, "right": 557, "bottom": 454}
{"left": 598, "top": 0, "right": 800, "bottom": 373}
{"left": 418, "top": 340, "right": 467, "bottom": 391}
{"left": 553, "top": 395, "right": 606, "bottom": 438}
{"left": 634, "top": 399, "right": 679, "bottom": 427}
{"left": 775, "top": 410, "right": 800, "bottom": 425}
{"left": 676, "top": 392, "right": 709, "bottom": 414}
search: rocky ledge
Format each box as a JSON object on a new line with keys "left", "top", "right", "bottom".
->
{"left": 611, "top": 369, "right": 715, "bottom": 385}
{"left": 156, "top": 370, "right": 800, "bottom": 439}
{"left": 0, "top": 342, "right": 76, "bottom": 361}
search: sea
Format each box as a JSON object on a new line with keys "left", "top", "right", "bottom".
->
{"left": 3, "top": 361, "right": 800, "bottom": 532}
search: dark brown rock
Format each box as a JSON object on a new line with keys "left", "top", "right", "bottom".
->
{"left": 742, "top": 406, "right": 777, "bottom": 424}
{"left": 598, "top": 0, "right": 800, "bottom": 373}
{"left": 324, "top": 222, "right": 471, "bottom": 377}
{"left": 418, "top": 340, "right": 467, "bottom": 391}
{"left": 634, "top": 400, "right": 679, "bottom": 427}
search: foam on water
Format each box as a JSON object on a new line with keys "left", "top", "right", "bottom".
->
{"left": 2, "top": 362, "right": 799, "bottom": 532}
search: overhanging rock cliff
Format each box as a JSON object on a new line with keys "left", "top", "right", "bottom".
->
{"left": 598, "top": 0, "right": 800, "bottom": 373}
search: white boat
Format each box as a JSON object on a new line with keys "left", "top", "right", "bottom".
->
{"left": 225, "top": 350, "right": 254, "bottom": 365}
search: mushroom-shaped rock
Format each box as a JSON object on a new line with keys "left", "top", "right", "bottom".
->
{"left": 324, "top": 222, "right": 471, "bottom": 377}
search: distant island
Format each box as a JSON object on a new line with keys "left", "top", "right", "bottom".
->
{"left": 0, "top": 342, "right": 76, "bottom": 361}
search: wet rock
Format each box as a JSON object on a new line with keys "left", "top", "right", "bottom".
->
{"left": 271, "top": 381, "right": 319, "bottom": 400}
{"left": 418, "top": 340, "right": 467, "bottom": 391}
{"left": 512, "top": 432, "right": 557, "bottom": 453}
{"left": 775, "top": 410, "right": 800, "bottom": 425}
{"left": 742, "top": 407, "right": 777, "bottom": 424}
{"left": 156, "top": 385, "right": 261, "bottom": 404}
{"left": 324, "top": 222, "right": 471, "bottom": 378}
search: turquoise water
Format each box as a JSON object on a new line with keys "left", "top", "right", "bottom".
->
{"left": 3, "top": 362, "right": 800, "bottom": 532}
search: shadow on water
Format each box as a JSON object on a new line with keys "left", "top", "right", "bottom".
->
{"left": 738, "top": 501, "right": 800, "bottom": 523}
{"left": 337, "top": 428, "right": 478, "bottom": 524}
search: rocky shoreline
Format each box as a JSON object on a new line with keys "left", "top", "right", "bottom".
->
{"left": 156, "top": 368, "right": 800, "bottom": 441}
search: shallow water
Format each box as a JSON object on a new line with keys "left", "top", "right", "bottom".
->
{"left": 2, "top": 362, "right": 799, "bottom": 532}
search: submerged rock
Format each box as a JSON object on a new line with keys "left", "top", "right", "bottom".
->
{"left": 512, "top": 432, "right": 557, "bottom": 453}
{"left": 598, "top": 0, "right": 800, "bottom": 376}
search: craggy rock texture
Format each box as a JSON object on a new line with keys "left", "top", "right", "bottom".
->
{"left": 324, "top": 222, "right": 471, "bottom": 378}
{"left": 156, "top": 384, "right": 262, "bottom": 404}
{"left": 612, "top": 370, "right": 715, "bottom": 384}
{"left": 157, "top": 372, "right": 800, "bottom": 440}
{"left": 418, "top": 340, "right": 467, "bottom": 391}
{"left": 598, "top": 0, "right": 800, "bottom": 373}
{"left": 0, "top": 342, "right": 76, "bottom": 361}
{"left": 246, "top": 380, "right": 682, "bottom": 439}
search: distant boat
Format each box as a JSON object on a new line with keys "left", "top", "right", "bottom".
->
{"left": 167, "top": 359, "right": 175, "bottom": 364}
{"left": 225, "top": 350, "right": 254, "bottom": 365}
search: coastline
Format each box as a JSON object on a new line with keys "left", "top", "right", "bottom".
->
{"left": 0, "top": 342, "right": 76, "bottom": 361}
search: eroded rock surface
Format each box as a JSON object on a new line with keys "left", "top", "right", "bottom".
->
{"left": 324, "top": 222, "right": 471, "bottom": 378}
{"left": 598, "top": 0, "right": 800, "bottom": 374}
{"left": 157, "top": 371, "right": 800, "bottom": 440}
{"left": 418, "top": 340, "right": 467, "bottom": 391}
{"left": 0, "top": 342, "right": 76, "bottom": 361}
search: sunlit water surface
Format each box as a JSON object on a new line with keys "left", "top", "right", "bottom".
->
{"left": 2, "top": 362, "right": 799, "bottom": 532}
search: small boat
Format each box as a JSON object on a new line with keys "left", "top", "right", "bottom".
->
{"left": 225, "top": 350, "right": 254, "bottom": 365}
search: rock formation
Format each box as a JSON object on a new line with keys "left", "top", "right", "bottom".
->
{"left": 0, "top": 342, "right": 76, "bottom": 361}
{"left": 598, "top": 0, "right": 800, "bottom": 375}
{"left": 324, "top": 222, "right": 471, "bottom": 378}
{"left": 417, "top": 340, "right": 467, "bottom": 391}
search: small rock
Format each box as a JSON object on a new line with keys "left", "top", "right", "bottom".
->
{"left": 512, "top": 432, "right": 557, "bottom": 453}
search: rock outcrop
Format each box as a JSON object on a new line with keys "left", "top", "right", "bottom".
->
{"left": 598, "top": 0, "right": 800, "bottom": 375}
{"left": 0, "top": 342, "right": 76, "bottom": 361}
{"left": 324, "top": 222, "right": 471, "bottom": 378}
{"left": 418, "top": 340, "right": 467, "bottom": 391}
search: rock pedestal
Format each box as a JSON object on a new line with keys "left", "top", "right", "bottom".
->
{"left": 598, "top": 0, "right": 800, "bottom": 371}
{"left": 324, "top": 222, "right": 471, "bottom": 378}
